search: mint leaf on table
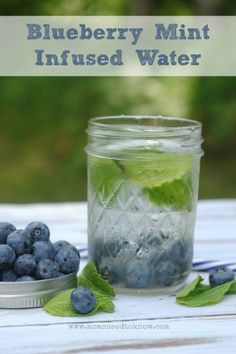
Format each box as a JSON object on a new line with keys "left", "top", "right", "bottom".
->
{"left": 176, "top": 276, "right": 235, "bottom": 307}
{"left": 44, "top": 262, "right": 115, "bottom": 317}
{"left": 226, "top": 280, "right": 236, "bottom": 294}
{"left": 177, "top": 281, "right": 234, "bottom": 307}
{"left": 44, "top": 289, "right": 80, "bottom": 317}
{"left": 176, "top": 275, "right": 204, "bottom": 300}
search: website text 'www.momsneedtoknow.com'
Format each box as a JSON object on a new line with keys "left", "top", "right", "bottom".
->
{"left": 68, "top": 322, "right": 170, "bottom": 330}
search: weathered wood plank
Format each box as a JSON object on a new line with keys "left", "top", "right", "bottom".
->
{"left": 0, "top": 316, "right": 235, "bottom": 354}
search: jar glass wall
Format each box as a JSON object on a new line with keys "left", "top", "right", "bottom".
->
{"left": 86, "top": 116, "right": 203, "bottom": 294}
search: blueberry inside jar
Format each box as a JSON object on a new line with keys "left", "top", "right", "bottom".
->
{"left": 86, "top": 116, "right": 203, "bottom": 294}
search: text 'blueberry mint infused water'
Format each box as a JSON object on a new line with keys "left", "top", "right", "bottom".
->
{"left": 86, "top": 116, "right": 203, "bottom": 294}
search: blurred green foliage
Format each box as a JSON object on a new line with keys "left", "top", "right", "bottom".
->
{"left": 0, "top": 0, "right": 235, "bottom": 202}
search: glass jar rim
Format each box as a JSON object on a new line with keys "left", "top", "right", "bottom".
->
{"left": 87, "top": 115, "right": 203, "bottom": 157}
{"left": 87, "top": 115, "right": 202, "bottom": 138}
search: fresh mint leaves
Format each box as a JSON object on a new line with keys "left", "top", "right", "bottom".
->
{"left": 77, "top": 261, "right": 116, "bottom": 297}
{"left": 89, "top": 156, "right": 123, "bottom": 208}
{"left": 176, "top": 275, "right": 236, "bottom": 307}
{"left": 121, "top": 153, "right": 193, "bottom": 188}
{"left": 120, "top": 154, "right": 193, "bottom": 211}
{"left": 44, "top": 262, "right": 116, "bottom": 317}
{"left": 44, "top": 289, "right": 81, "bottom": 317}
{"left": 176, "top": 275, "right": 204, "bottom": 299}
{"left": 89, "top": 153, "right": 193, "bottom": 210}
{"left": 143, "top": 175, "right": 193, "bottom": 211}
{"left": 226, "top": 281, "right": 236, "bottom": 294}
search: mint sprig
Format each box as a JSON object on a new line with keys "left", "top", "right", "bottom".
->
{"left": 44, "top": 262, "right": 116, "bottom": 317}
{"left": 227, "top": 281, "right": 236, "bottom": 294}
{"left": 89, "top": 156, "right": 123, "bottom": 208}
{"left": 77, "top": 261, "right": 115, "bottom": 297}
{"left": 176, "top": 276, "right": 236, "bottom": 307}
{"left": 143, "top": 175, "right": 193, "bottom": 211}
{"left": 176, "top": 275, "right": 205, "bottom": 299}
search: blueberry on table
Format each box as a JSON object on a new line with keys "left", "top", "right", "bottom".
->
{"left": 71, "top": 287, "right": 96, "bottom": 314}
{"left": 6, "top": 230, "right": 32, "bottom": 256}
{"left": 32, "top": 241, "right": 55, "bottom": 262}
{"left": 1, "top": 269, "right": 18, "bottom": 282}
{"left": 209, "top": 267, "right": 235, "bottom": 287}
{"left": 55, "top": 248, "right": 80, "bottom": 274}
{"left": 0, "top": 244, "right": 16, "bottom": 270}
{"left": 25, "top": 222, "right": 50, "bottom": 243}
{"left": 14, "top": 254, "right": 36, "bottom": 276}
{"left": 35, "top": 259, "right": 59, "bottom": 280}
{"left": 125, "top": 261, "right": 151, "bottom": 288}
{"left": 0, "top": 223, "right": 16, "bottom": 244}
{"left": 53, "top": 240, "right": 80, "bottom": 257}
{"left": 16, "top": 275, "right": 35, "bottom": 282}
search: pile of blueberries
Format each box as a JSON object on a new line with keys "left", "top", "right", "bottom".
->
{"left": 92, "top": 234, "right": 193, "bottom": 289}
{"left": 0, "top": 222, "right": 80, "bottom": 282}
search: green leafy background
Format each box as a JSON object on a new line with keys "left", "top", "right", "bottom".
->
{"left": 0, "top": 0, "right": 236, "bottom": 203}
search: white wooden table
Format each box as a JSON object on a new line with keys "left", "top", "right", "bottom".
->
{"left": 0, "top": 200, "right": 235, "bottom": 354}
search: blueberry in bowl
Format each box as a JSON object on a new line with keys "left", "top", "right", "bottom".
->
{"left": 53, "top": 240, "right": 80, "bottom": 256}
{"left": 6, "top": 230, "right": 32, "bottom": 256}
{"left": 0, "top": 221, "right": 80, "bottom": 283}
{"left": 0, "top": 223, "right": 16, "bottom": 245}
{"left": 32, "top": 241, "right": 55, "bottom": 262}
{"left": 0, "top": 244, "right": 16, "bottom": 270}
{"left": 0, "top": 220, "right": 80, "bottom": 308}
{"left": 25, "top": 222, "right": 50, "bottom": 243}
{"left": 35, "top": 259, "right": 60, "bottom": 280}
{"left": 55, "top": 248, "right": 80, "bottom": 274}
{"left": 14, "top": 254, "right": 36, "bottom": 276}
{"left": 1, "top": 269, "right": 18, "bottom": 282}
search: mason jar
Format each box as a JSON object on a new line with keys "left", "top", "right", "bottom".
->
{"left": 86, "top": 116, "right": 203, "bottom": 294}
